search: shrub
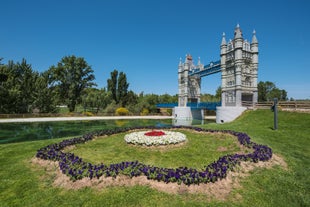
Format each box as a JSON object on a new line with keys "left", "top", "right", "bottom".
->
{"left": 166, "top": 109, "right": 172, "bottom": 116}
{"left": 115, "top": 107, "right": 129, "bottom": 116}
{"left": 140, "top": 108, "right": 149, "bottom": 116}
{"left": 104, "top": 102, "right": 118, "bottom": 115}
{"left": 83, "top": 111, "right": 94, "bottom": 116}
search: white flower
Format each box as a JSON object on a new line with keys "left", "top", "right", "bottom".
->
{"left": 124, "top": 131, "right": 186, "bottom": 146}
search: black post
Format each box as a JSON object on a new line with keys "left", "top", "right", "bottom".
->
{"left": 273, "top": 98, "right": 278, "bottom": 130}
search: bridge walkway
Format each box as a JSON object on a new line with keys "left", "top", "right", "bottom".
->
{"left": 156, "top": 102, "right": 221, "bottom": 111}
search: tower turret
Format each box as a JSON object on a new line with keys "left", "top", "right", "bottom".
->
{"left": 251, "top": 30, "right": 259, "bottom": 64}
{"left": 233, "top": 24, "right": 244, "bottom": 106}
{"left": 251, "top": 30, "right": 259, "bottom": 103}
{"left": 234, "top": 24, "right": 243, "bottom": 60}
{"left": 220, "top": 32, "right": 227, "bottom": 55}
{"left": 178, "top": 58, "right": 183, "bottom": 71}
{"left": 220, "top": 32, "right": 227, "bottom": 105}
{"left": 234, "top": 24, "right": 242, "bottom": 39}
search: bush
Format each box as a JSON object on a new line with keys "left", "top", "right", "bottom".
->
{"left": 83, "top": 111, "right": 94, "bottom": 116}
{"left": 115, "top": 107, "right": 129, "bottom": 116}
{"left": 140, "top": 108, "right": 149, "bottom": 116}
{"left": 166, "top": 109, "right": 172, "bottom": 116}
{"left": 104, "top": 102, "right": 118, "bottom": 115}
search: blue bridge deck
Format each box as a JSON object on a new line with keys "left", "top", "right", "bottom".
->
{"left": 156, "top": 102, "right": 221, "bottom": 110}
{"left": 189, "top": 60, "right": 221, "bottom": 77}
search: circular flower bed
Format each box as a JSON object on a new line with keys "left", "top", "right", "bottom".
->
{"left": 124, "top": 130, "right": 186, "bottom": 146}
{"left": 35, "top": 126, "right": 273, "bottom": 185}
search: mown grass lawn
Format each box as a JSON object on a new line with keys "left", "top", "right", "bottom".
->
{"left": 67, "top": 131, "right": 245, "bottom": 169}
{"left": 0, "top": 110, "right": 309, "bottom": 207}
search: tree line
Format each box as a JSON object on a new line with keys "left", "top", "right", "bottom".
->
{"left": 0, "top": 56, "right": 181, "bottom": 114}
{"left": 0, "top": 56, "right": 288, "bottom": 114}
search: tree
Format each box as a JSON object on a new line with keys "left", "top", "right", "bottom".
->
{"left": 0, "top": 59, "right": 9, "bottom": 113}
{"left": 49, "top": 55, "right": 96, "bottom": 112}
{"left": 81, "top": 88, "right": 111, "bottom": 113}
{"left": 258, "top": 81, "right": 288, "bottom": 102}
{"left": 0, "top": 58, "right": 8, "bottom": 83}
{"left": 107, "top": 70, "right": 118, "bottom": 103}
{"left": 215, "top": 86, "right": 222, "bottom": 100}
{"left": 33, "top": 71, "right": 57, "bottom": 113}
{"left": 143, "top": 94, "right": 159, "bottom": 113}
{"left": 16, "top": 59, "right": 39, "bottom": 113}
{"left": 158, "top": 93, "right": 178, "bottom": 103}
{"left": 107, "top": 69, "right": 129, "bottom": 106}
{"left": 117, "top": 71, "right": 129, "bottom": 105}
{"left": 123, "top": 90, "right": 138, "bottom": 106}
{"left": 0, "top": 59, "right": 39, "bottom": 113}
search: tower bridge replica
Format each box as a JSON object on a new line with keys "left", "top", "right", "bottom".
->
{"left": 173, "top": 24, "right": 258, "bottom": 123}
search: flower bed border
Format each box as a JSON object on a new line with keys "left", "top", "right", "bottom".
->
{"left": 36, "top": 126, "right": 272, "bottom": 186}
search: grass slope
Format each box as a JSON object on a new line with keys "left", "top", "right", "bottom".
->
{"left": 204, "top": 110, "right": 310, "bottom": 206}
{"left": 0, "top": 110, "right": 309, "bottom": 207}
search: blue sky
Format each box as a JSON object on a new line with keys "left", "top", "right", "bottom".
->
{"left": 1, "top": 0, "right": 309, "bottom": 99}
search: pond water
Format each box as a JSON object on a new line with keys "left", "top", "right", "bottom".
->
{"left": 0, "top": 119, "right": 173, "bottom": 144}
{"left": 0, "top": 118, "right": 214, "bottom": 144}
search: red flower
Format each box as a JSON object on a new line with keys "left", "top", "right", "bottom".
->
{"left": 144, "top": 130, "right": 166, "bottom": 136}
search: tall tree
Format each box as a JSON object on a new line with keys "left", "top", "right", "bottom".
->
{"left": 49, "top": 55, "right": 96, "bottom": 112}
{"left": 33, "top": 71, "right": 57, "bottom": 113}
{"left": 107, "top": 70, "right": 118, "bottom": 103}
{"left": 1, "top": 59, "right": 38, "bottom": 113}
{"left": 0, "top": 59, "right": 9, "bottom": 113}
{"left": 117, "top": 71, "right": 129, "bottom": 105}
{"left": 16, "top": 59, "right": 39, "bottom": 113}
{"left": 107, "top": 69, "right": 129, "bottom": 105}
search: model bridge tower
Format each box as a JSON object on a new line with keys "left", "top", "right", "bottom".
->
{"left": 175, "top": 24, "right": 259, "bottom": 123}
{"left": 220, "top": 24, "right": 258, "bottom": 107}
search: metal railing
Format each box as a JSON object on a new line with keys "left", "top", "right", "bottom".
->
{"left": 255, "top": 101, "right": 310, "bottom": 110}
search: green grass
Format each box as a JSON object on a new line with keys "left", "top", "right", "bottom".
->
{"left": 0, "top": 110, "right": 309, "bottom": 206}
{"left": 67, "top": 131, "right": 245, "bottom": 169}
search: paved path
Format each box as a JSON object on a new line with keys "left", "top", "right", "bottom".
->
{"left": 0, "top": 116, "right": 173, "bottom": 123}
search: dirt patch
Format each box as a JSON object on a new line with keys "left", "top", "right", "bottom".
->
{"left": 31, "top": 153, "right": 287, "bottom": 201}
{"left": 217, "top": 146, "right": 228, "bottom": 152}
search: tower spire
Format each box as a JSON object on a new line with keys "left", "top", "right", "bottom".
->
{"left": 234, "top": 24, "right": 242, "bottom": 39}
{"left": 221, "top": 32, "right": 226, "bottom": 45}
{"left": 252, "top": 29, "right": 258, "bottom": 44}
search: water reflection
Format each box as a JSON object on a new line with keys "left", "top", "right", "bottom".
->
{"left": 0, "top": 118, "right": 215, "bottom": 144}
{"left": 172, "top": 119, "right": 205, "bottom": 126}
{"left": 0, "top": 119, "right": 170, "bottom": 144}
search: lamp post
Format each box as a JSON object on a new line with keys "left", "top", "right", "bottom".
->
{"left": 273, "top": 98, "right": 278, "bottom": 130}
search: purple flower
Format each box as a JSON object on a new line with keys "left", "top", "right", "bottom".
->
{"left": 36, "top": 126, "right": 273, "bottom": 185}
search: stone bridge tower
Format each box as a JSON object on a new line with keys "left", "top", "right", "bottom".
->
{"left": 178, "top": 54, "right": 202, "bottom": 107}
{"left": 220, "top": 24, "right": 258, "bottom": 107}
